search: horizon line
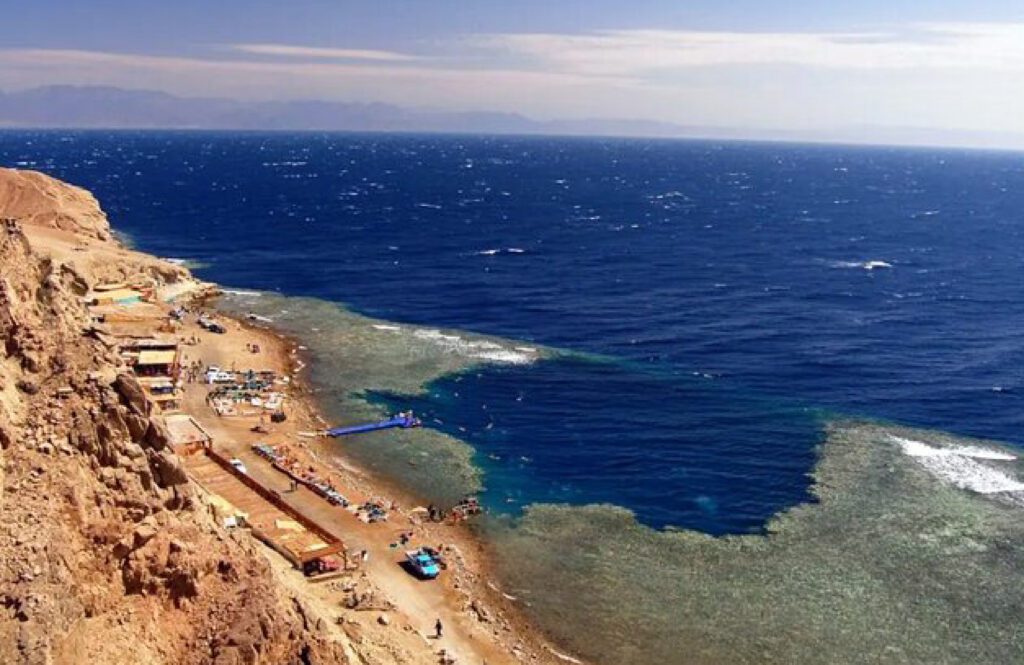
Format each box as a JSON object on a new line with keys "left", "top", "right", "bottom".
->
{"left": 2, "top": 123, "right": 1024, "bottom": 156}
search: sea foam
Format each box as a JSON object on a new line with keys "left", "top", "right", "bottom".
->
{"left": 891, "top": 435, "right": 1024, "bottom": 495}
{"left": 830, "top": 260, "right": 892, "bottom": 271}
{"left": 410, "top": 328, "right": 537, "bottom": 365}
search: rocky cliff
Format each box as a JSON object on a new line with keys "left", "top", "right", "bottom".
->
{"left": 0, "top": 167, "right": 111, "bottom": 241}
{"left": 0, "top": 177, "right": 350, "bottom": 663}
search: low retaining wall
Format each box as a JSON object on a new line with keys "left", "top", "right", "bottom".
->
{"left": 203, "top": 447, "right": 345, "bottom": 564}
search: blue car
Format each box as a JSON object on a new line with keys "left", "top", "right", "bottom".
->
{"left": 405, "top": 548, "right": 441, "bottom": 579}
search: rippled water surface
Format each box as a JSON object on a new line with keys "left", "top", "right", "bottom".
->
{"left": 4, "top": 131, "right": 1024, "bottom": 662}
{"left": 5, "top": 131, "right": 1023, "bottom": 524}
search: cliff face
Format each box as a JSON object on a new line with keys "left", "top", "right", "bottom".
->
{"left": 0, "top": 167, "right": 111, "bottom": 241}
{"left": 0, "top": 167, "right": 201, "bottom": 295}
{"left": 0, "top": 180, "right": 349, "bottom": 663}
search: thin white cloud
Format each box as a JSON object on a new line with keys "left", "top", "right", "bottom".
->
{"left": 229, "top": 43, "right": 422, "bottom": 62}
{"left": 1, "top": 21, "right": 1023, "bottom": 143}
{"left": 477, "top": 23, "right": 1024, "bottom": 76}
{"left": 0, "top": 47, "right": 596, "bottom": 85}
{"left": 0, "top": 47, "right": 630, "bottom": 108}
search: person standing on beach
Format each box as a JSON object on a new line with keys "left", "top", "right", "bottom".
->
{"left": 435, "top": 618, "right": 443, "bottom": 639}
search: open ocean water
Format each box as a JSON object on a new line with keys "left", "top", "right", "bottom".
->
{"left": 5, "top": 131, "right": 1024, "bottom": 662}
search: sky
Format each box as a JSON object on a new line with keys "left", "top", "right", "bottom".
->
{"left": 3, "top": 1, "right": 1024, "bottom": 144}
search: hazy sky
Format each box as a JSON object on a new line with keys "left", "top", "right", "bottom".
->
{"left": 3, "top": 1, "right": 1024, "bottom": 141}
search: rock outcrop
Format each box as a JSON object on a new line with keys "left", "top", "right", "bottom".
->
{"left": 0, "top": 168, "right": 111, "bottom": 241}
{"left": 0, "top": 184, "right": 349, "bottom": 663}
{"left": 0, "top": 167, "right": 197, "bottom": 294}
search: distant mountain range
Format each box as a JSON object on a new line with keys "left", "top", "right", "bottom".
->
{"left": 0, "top": 85, "right": 701, "bottom": 138}
{"left": 1, "top": 85, "right": 1021, "bottom": 150}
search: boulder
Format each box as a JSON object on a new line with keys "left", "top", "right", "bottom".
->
{"left": 150, "top": 449, "right": 189, "bottom": 487}
{"left": 113, "top": 373, "right": 148, "bottom": 417}
{"left": 143, "top": 417, "right": 172, "bottom": 451}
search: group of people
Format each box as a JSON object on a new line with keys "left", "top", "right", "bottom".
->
{"left": 181, "top": 358, "right": 205, "bottom": 383}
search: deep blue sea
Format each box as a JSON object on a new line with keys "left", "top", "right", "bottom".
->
{"left": 5, "top": 130, "right": 1024, "bottom": 536}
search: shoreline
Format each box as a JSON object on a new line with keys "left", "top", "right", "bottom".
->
{"left": 7, "top": 164, "right": 1024, "bottom": 663}
{"left": 0, "top": 156, "right": 578, "bottom": 665}
{"left": 184, "top": 288, "right": 581, "bottom": 664}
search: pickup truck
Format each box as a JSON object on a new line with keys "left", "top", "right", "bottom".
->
{"left": 404, "top": 548, "right": 441, "bottom": 579}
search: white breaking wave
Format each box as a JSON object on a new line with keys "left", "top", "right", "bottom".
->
{"left": 862, "top": 260, "right": 892, "bottom": 270}
{"left": 890, "top": 435, "right": 1024, "bottom": 494}
{"left": 474, "top": 350, "right": 534, "bottom": 363}
{"left": 830, "top": 259, "right": 892, "bottom": 271}
{"left": 410, "top": 329, "right": 537, "bottom": 365}
{"left": 221, "top": 289, "right": 262, "bottom": 297}
{"left": 476, "top": 248, "right": 526, "bottom": 256}
{"left": 371, "top": 324, "right": 402, "bottom": 332}
{"left": 414, "top": 329, "right": 461, "bottom": 342}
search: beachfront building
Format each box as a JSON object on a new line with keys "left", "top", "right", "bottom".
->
{"left": 163, "top": 413, "right": 213, "bottom": 455}
{"left": 88, "top": 287, "right": 144, "bottom": 306}
{"left": 118, "top": 337, "right": 184, "bottom": 412}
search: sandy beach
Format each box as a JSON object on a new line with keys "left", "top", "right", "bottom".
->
{"left": 168, "top": 295, "right": 580, "bottom": 665}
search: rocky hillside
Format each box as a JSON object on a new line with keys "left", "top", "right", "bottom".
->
{"left": 0, "top": 167, "right": 112, "bottom": 241}
{"left": 0, "top": 180, "right": 351, "bottom": 663}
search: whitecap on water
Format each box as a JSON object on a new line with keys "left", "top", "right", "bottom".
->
{"left": 408, "top": 329, "right": 536, "bottom": 365}
{"left": 474, "top": 350, "right": 533, "bottom": 365}
{"left": 476, "top": 248, "right": 526, "bottom": 256}
{"left": 829, "top": 260, "right": 892, "bottom": 271}
{"left": 467, "top": 340, "right": 502, "bottom": 350}
{"left": 890, "top": 435, "right": 1024, "bottom": 494}
{"left": 862, "top": 260, "right": 892, "bottom": 270}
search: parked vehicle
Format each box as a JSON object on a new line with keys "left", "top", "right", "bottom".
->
{"left": 303, "top": 556, "right": 341, "bottom": 577}
{"left": 420, "top": 546, "right": 447, "bottom": 570}
{"left": 206, "top": 369, "right": 235, "bottom": 384}
{"left": 229, "top": 458, "right": 248, "bottom": 474}
{"left": 404, "top": 548, "right": 441, "bottom": 579}
{"left": 359, "top": 502, "right": 388, "bottom": 523}
{"left": 198, "top": 316, "right": 227, "bottom": 334}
